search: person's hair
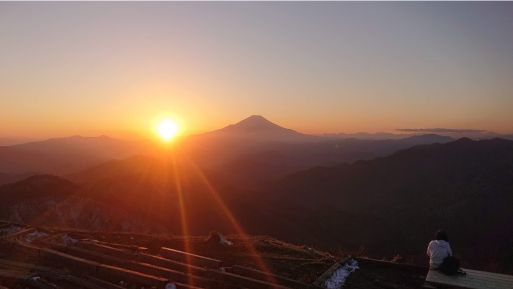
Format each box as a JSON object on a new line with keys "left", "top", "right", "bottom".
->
{"left": 435, "top": 230, "right": 449, "bottom": 241}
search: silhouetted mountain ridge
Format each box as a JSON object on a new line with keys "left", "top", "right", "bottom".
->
{"left": 0, "top": 116, "right": 456, "bottom": 179}
{"left": 221, "top": 115, "right": 296, "bottom": 133}
{"left": 198, "top": 115, "right": 318, "bottom": 143}
{"left": 0, "top": 135, "right": 151, "bottom": 174}
{"left": 1, "top": 137, "right": 513, "bottom": 271}
{"left": 274, "top": 137, "right": 513, "bottom": 205}
{"left": 0, "top": 174, "right": 77, "bottom": 204}
{"left": 263, "top": 138, "right": 513, "bottom": 271}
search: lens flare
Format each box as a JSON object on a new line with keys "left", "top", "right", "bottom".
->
{"left": 157, "top": 119, "right": 179, "bottom": 141}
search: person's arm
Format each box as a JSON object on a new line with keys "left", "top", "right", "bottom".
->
{"left": 427, "top": 241, "right": 433, "bottom": 257}
{"left": 448, "top": 243, "right": 453, "bottom": 256}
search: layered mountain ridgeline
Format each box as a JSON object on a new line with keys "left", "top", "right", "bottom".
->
{"left": 181, "top": 116, "right": 454, "bottom": 188}
{"left": 0, "top": 174, "right": 160, "bottom": 231}
{"left": 0, "top": 155, "right": 264, "bottom": 234}
{"left": 265, "top": 138, "right": 513, "bottom": 273}
{"left": 68, "top": 155, "right": 264, "bottom": 234}
{"left": 0, "top": 135, "right": 151, "bottom": 176}
{"left": 1, "top": 137, "right": 513, "bottom": 273}
{"left": 2, "top": 117, "right": 512, "bottom": 273}
{"left": 203, "top": 133, "right": 455, "bottom": 189}
{"left": 0, "top": 172, "right": 34, "bottom": 186}
{"left": 0, "top": 116, "right": 455, "bottom": 188}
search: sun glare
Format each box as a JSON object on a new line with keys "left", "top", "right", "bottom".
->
{"left": 157, "top": 119, "right": 179, "bottom": 141}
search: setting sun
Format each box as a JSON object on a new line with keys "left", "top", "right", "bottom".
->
{"left": 157, "top": 119, "right": 180, "bottom": 141}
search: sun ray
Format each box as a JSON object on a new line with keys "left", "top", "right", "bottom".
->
{"left": 169, "top": 154, "right": 195, "bottom": 287}
{"left": 185, "top": 159, "right": 281, "bottom": 288}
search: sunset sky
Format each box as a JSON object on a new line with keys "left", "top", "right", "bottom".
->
{"left": 1, "top": 2, "right": 513, "bottom": 141}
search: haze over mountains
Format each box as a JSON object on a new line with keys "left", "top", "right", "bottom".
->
{"left": 266, "top": 138, "right": 513, "bottom": 270}
{"left": 0, "top": 115, "right": 455, "bottom": 185}
{"left": 181, "top": 116, "right": 456, "bottom": 188}
{"left": 1, "top": 115, "right": 513, "bottom": 272}
{"left": 0, "top": 135, "right": 150, "bottom": 176}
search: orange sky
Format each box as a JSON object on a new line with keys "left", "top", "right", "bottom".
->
{"left": 1, "top": 2, "right": 513, "bottom": 141}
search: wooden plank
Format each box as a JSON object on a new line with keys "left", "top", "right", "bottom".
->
{"left": 139, "top": 252, "right": 206, "bottom": 274}
{"left": 5, "top": 241, "right": 206, "bottom": 289}
{"left": 463, "top": 269, "right": 513, "bottom": 281}
{"left": 77, "top": 241, "right": 136, "bottom": 258}
{"left": 210, "top": 270, "right": 294, "bottom": 289}
{"left": 47, "top": 242, "right": 229, "bottom": 289}
{"left": 38, "top": 247, "right": 99, "bottom": 275}
{"left": 15, "top": 242, "right": 169, "bottom": 288}
{"left": 78, "top": 240, "right": 302, "bottom": 289}
{"left": 1, "top": 228, "right": 34, "bottom": 241}
{"left": 78, "top": 241, "right": 207, "bottom": 275}
{"left": 227, "top": 265, "right": 320, "bottom": 289}
{"left": 160, "top": 247, "right": 223, "bottom": 269}
{"left": 66, "top": 243, "right": 295, "bottom": 289}
{"left": 96, "top": 264, "right": 168, "bottom": 288}
{"left": 80, "top": 239, "right": 148, "bottom": 252}
{"left": 426, "top": 269, "right": 513, "bottom": 289}
{"left": 0, "top": 224, "right": 27, "bottom": 240}
{"left": 10, "top": 238, "right": 296, "bottom": 289}
{"left": 74, "top": 241, "right": 293, "bottom": 289}
{"left": 52, "top": 243, "right": 122, "bottom": 268}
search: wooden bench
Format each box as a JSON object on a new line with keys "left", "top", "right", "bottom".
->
{"left": 425, "top": 268, "right": 513, "bottom": 289}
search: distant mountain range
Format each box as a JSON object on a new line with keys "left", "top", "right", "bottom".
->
{"left": 0, "top": 116, "right": 457, "bottom": 186}
{"left": 0, "top": 174, "right": 161, "bottom": 231}
{"left": 325, "top": 129, "right": 513, "bottom": 140}
{"left": 0, "top": 154, "right": 258, "bottom": 234}
{"left": 0, "top": 135, "right": 150, "bottom": 176}
{"left": 0, "top": 135, "right": 512, "bottom": 272}
{"left": 1, "top": 115, "right": 513, "bottom": 272}
{"left": 262, "top": 138, "right": 513, "bottom": 272}
{"left": 182, "top": 116, "right": 455, "bottom": 187}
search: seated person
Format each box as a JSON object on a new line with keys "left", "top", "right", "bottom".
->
{"left": 426, "top": 230, "right": 452, "bottom": 270}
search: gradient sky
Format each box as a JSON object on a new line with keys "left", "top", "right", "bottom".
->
{"left": 1, "top": 2, "right": 513, "bottom": 141}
